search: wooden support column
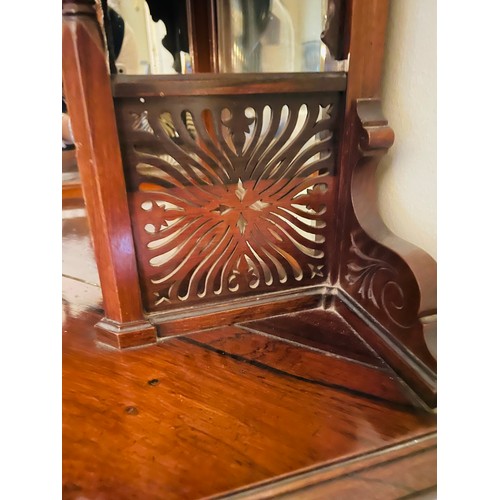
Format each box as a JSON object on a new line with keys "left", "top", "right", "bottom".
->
{"left": 62, "top": 0, "right": 156, "bottom": 348}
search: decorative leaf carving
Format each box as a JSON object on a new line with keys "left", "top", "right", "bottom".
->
{"left": 346, "top": 233, "right": 412, "bottom": 328}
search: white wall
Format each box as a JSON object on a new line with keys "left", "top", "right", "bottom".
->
{"left": 378, "top": 0, "right": 437, "bottom": 260}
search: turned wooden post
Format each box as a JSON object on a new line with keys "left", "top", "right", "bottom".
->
{"left": 62, "top": 0, "right": 156, "bottom": 347}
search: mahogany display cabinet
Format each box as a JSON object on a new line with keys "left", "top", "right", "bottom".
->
{"left": 62, "top": 0, "right": 437, "bottom": 409}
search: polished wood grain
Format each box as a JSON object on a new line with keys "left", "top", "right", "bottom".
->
{"left": 225, "top": 434, "right": 437, "bottom": 499}
{"left": 62, "top": 183, "right": 83, "bottom": 200}
{"left": 112, "top": 72, "right": 347, "bottom": 97}
{"left": 115, "top": 93, "right": 338, "bottom": 312}
{"left": 186, "top": 0, "right": 218, "bottom": 73}
{"left": 62, "top": 0, "right": 156, "bottom": 346}
{"left": 153, "top": 289, "right": 323, "bottom": 338}
{"left": 331, "top": 0, "right": 437, "bottom": 407}
{"left": 241, "top": 308, "right": 386, "bottom": 366}
{"left": 63, "top": 0, "right": 438, "bottom": 494}
{"left": 63, "top": 202, "right": 436, "bottom": 499}
{"left": 62, "top": 0, "right": 437, "bottom": 407}
{"left": 185, "top": 326, "right": 420, "bottom": 407}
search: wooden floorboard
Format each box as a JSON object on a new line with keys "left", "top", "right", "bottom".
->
{"left": 62, "top": 201, "right": 436, "bottom": 499}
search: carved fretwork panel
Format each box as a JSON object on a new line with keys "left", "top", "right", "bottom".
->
{"left": 114, "top": 94, "right": 339, "bottom": 312}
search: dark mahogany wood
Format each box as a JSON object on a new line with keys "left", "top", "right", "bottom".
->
{"left": 115, "top": 91, "right": 338, "bottom": 312}
{"left": 186, "top": 0, "right": 218, "bottom": 73}
{"left": 62, "top": 0, "right": 156, "bottom": 347}
{"left": 112, "top": 72, "right": 347, "bottom": 97}
{"left": 154, "top": 288, "right": 323, "bottom": 337}
{"left": 63, "top": 200, "right": 436, "bottom": 499}
{"left": 62, "top": 0, "right": 437, "bottom": 408}
{"left": 241, "top": 308, "right": 388, "bottom": 367}
{"left": 331, "top": 0, "right": 437, "bottom": 406}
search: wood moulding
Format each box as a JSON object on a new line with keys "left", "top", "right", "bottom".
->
{"left": 338, "top": 98, "right": 437, "bottom": 407}
{"left": 62, "top": 0, "right": 157, "bottom": 348}
{"left": 62, "top": 0, "right": 437, "bottom": 408}
{"left": 112, "top": 72, "right": 347, "bottom": 97}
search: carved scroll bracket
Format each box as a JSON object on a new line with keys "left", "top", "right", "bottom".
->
{"left": 350, "top": 98, "right": 436, "bottom": 323}
{"left": 351, "top": 99, "right": 436, "bottom": 317}
{"left": 356, "top": 98, "right": 395, "bottom": 155}
{"left": 341, "top": 98, "right": 437, "bottom": 402}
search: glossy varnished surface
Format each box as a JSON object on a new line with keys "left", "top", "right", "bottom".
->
{"left": 63, "top": 200, "right": 436, "bottom": 499}
{"left": 241, "top": 309, "right": 385, "bottom": 367}
{"left": 63, "top": 0, "right": 436, "bottom": 409}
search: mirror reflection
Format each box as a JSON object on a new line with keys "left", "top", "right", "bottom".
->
{"left": 106, "top": 0, "right": 191, "bottom": 75}
{"left": 217, "top": 0, "right": 328, "bottom": 73}
{"left": 102, "top": 0, "right": 328, "bottom": 75}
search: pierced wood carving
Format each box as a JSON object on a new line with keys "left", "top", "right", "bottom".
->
{"left": 63, "top": 0, "right": 437, "bottom": 408}
{"left": 115, "top": 95, "right": 338, "bottom": 311}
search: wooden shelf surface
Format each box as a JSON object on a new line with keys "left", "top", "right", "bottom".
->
{"left": 62, "top": 199, "right": 436, "bottom": 499}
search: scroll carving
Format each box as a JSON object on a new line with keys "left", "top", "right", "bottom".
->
{"left": 333, "top": 98, "right": 437, "bottom": 406}
{"left": 346, "top": 232, "right": 413, "bottom": 329}
{"left": 355, "top": 99, "right": 395, "bottom": 155}
{"left": 339, "top": 98, "right": 436, "bottom": 379}
{"left": 343, "top": 99, "right": 423, "bottom": 330}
